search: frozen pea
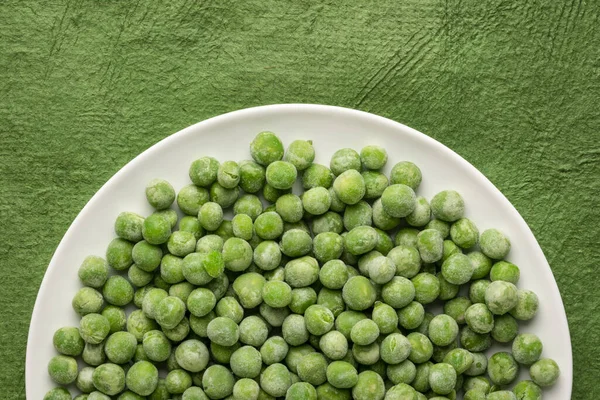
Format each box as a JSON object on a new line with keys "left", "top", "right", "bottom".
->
{"left": 127, "top": 264, "right": 153, "bottom": 287}
{"left": 169, "top": 281, "right": 195, "bottom": 305}
{"left": 177, "top": 184, "right": 210, "bottom": 216}
{"left": 513, "top": 380, "right": 542, "bottom": 400}
{"left": 412, "top": 272, "right": 440, "bottom": 304}
{"left": 80, "top": 313, "right": 110, "bottom": 344}
{"left": 103, "top": 275, "right": 134, "bottom": 307}
{"left": 415, "top": 312, "right": 434, "bottom": 336}
{"left": 510, "top": 290, "right": 539, "bottom": 321}
{"left": 48, "top": 355, "right": 78, "bottom": 385}
{"left": 529, "top": 358, "right": 560, "bottom": 387}
{"left": 239, "top": 160, "right": 266, "bottom": 194}
{"left": 479, "top": 228, "right": 511, "bottom": 259}
{"left": 284, "top": 256, "right": 320, "bottom": 288}
{"left": 466, "top": 253, "right": 491, "bottom": 282}
{"left": 469, "top": 280, "right": 491, "bottom": 304}
{"left": 464, "top": 376, "right": 491, "bottom": 393}
{"left": 266, "top": 161, "right": 297, "bottom": 190}
{"left": 319, "top": 330, "right": 348, "bottom": 360}
{"left": 334, "top": 311, "right": 367, "bottom": 340}
{"left": 304, "top": 304, "right": 335, "bottom": 335}
{"left": 350, "top": 319, "right": 379, "bottom": 345}
{"left": 406, "top": 196, "right": 431, "bottom": 227}
{"left": 343, "top": 200, "right": 372, "bottom": 231}
{"left": 228, "top": 345, "right": 262, "bottom": 378}
{"left": 412, "top": 363, "right": 432, "bottom": 394}
{"left": 317, "top": 287, "right": 345, "bottom": 317}
{"left": 166, "top": 369, "right": 193, "bottom": 394}
{"left": 207, "top": 317, "right": 239, "bottom": 346}
{"left": 210, "top": 182, "right": 239, "bottom": 208}
{"left": 490, "top": 261, "right": 520, "bottom": 284}
{"left": 431, "top": 190, "right": 465, "bottom": 222}
{"left": 145, "top": 179, "right": 175, "bottom": 210}
{"left": 280, "top": 229, "right": 312, "bottom": 257}
{"left": 488, "top": 352, "right": 519, "bottom": 385}
{"left": 216, "top": 160, "right": 240, "bottom": 189}
{"left": 263, "top": 183, "right": 291, "bottom": 203}
{"left": 428, "top": 363, "right": 457, "bottom": 395}
{"left": 232, "top": 196, "right": 262, "bottom": 223}
{"left": 82, "top": 341, "right": 106, "bottom": 366}
{"left": 441, "top": 253, "right": 474, "bottom": 285}
{"left": 255, "top": 212, "right": 284, "bottom": 240}
{"left": 223, "top": 237, "right": 253, "bottom": 272}
{"left": 179, "top": 216, "right": 204, "bottom": 240}
{"left": 387, "top": 360, "right": 416, "bottom": 385}
{"left": 260, "top": 335, "right": 289, "bottom": 365}
{"left": 342, "top": 276, "right": 376, "bottom": 311}
{"left": 239, "top": 315, "right": 269, "bottom": 347}
{"left": 155, "top": 296, "right": 186, "bottom": 329}
{"left": 189, "top": 157, "right": 219, "bottom": 187}
{"left": 105, "top": 331, "right": 137, "bottom": 364}
{"left": 407, "top": 332, "right": 433, "bottom": 364}
{"left": 314, "top": 232, "right": 343, "bottom": 264}
{"left": 390, "top": 161, "right": 421, "bottom": 190}
{"left": 362, "top": 171, "right": 389, "bottom": 199}
{"left": 460, "top": 326, "right": 492, "bottom": 352}
{"left": 187, "top": 288, "right": 216, "bottom": 317}
{"left": 163, "top": 316, "right": 190, "bottom": 342}
{"left": 438, "top": 273, "right": 459, "bottom": 301}
{"left": 198, "top": 202, "right": 223, "bottom": 231}
{"left": 491, "top": 314, "right": 519, "bottom": 343}
{"left": 275, "top": 194, "right": 303, "bottom": 223}
{"left": 381, "top": 184, "right": 416, "bottom": 218}
{"left": 196, "top": 235, "right": 224, "bottom": 254}
{"left": 75, "top": 366, "right": 95, "bottom": 393}
{"left": 485, "top": 280, "right": 518, "bottom": 315}
{"left": 284, "top": 139, "right": 315, "bottom": 171}
{"left": 312, "top": 211, "right": 344, "bottom": 234}
{"left": 465, "top": 303, "right": 494, "bottom": 334}
{"left": 380, "top": 333, "right": 411, "bottom": 365}
{"left": 315, "top": 382, "right": 350, "bottom": 400}
{"left": 261, "top": 363, "right": 292, "bottom": 397}
{"left": 253, "top": 241, "right": 282, "bottom": 271}
{"left": 394, "top": 227, "right": 420, "bottom": 247}
{"left": 371, "top": 302, "right": 398, "bottom": 334}
{"left": 232, "top": 272, "right": 265, "bottom": 308}
{"left": 297, "top": 352, "right": 328, "bottom": 385}
{"left": 233, "top": 378, "right": 260, "bottom": 400}
{"left": 314, "top": 259, "right": 345, "bottom": 289}
{"left": 141, "top": 288, "right": 168, "bottom": 319}
{"left": 398, "top": 301, "right": 425, "bottom": 330}
{"left": 463, "top": 352, "right": 487, "bottom": 377}
{"left": 78, "top": 256, "right": 109, "bottom": 288}
{"left": 428, "top": 314, "right": 459, "bottom": 346}
{"left": 302, "top": 163, "right": 334, "bottom": 189}
{"left": 344, "top": 226, "right": 378, "bottom": 255}
{"left": 125, "top": 361, "right": 159, "bottom": 396}
{"left": 142, "top": 214, "right": 171, "bottom": 245}
{"left": 132, "top": 240, "right": 162, "bottom": 272}
{"left": 443, "top": 348, "right": 474, "bottom": 375}
{"left": 382, "top": 276, "right": 415, "bottom": 309}
{"left": 92, "top": 363, "right": 126, "bottom": 395}
{"left": 440, "top": 240, "right": 462, "bottom": 265}
{"left": 352, "top": 341, "right": 380, "bottom": 365}
{"left": 487, "top": 391, "right": 517, "bottom": 400}
{"left": 282, "top": 314, "right": 309, "bottom": 346}
{"left": 167, "top": 231, "right": 196, "bottom": 257}
{"left": 286, "top": 382, "right": 317, "bottom": 400}
{"left": 260, "top": 280, "right": 291, "bottom": 308}
{"left": 416, "top": 229, "right": 444, "bottom": 263}
{"left": 289, "top": 287, "right": 317, "bottom": 314}
{"left": 44, "top": 388, "right": 72, "bottom": 400}
{"left": 106, "top": 238, "right": 134, "bottom": 271}
{"left": 260, "top": 303, "right": 290, "bottom": 327}
{"left": 250, "top": 131, "right": 284, "bottom": 166}
{"left": 330, "top": 148, "right": 361, "bottom": 175}
{"left": 444, "top": 296, "right": 472, "bottom": 324}
{"left": 387, "top": 246, "right": 420, "bottom": 278}
{"left": 374, "top": 228, "right": 394, "bottom": 255}
{"left": 360, "top": 145, "right": 387, "bottom": 170}
{"left": 216, "top": 296, "right": 244, "bottom": 323}
{"left": 332, "top": 169, "right": 365, "bottom": 205}
{"left": 53, "top": 326, "right": 84, "bottom": 356}
{"left": 372, "top": 198, "right": 401, "bottom": 231}
{"left": 154, "top": 209, "right": 178, "bottom": 230}
{"left": 512, "top": 333, "right": 543, "bottom": 365}
{"left": 189, "top": 311, "right": 215, "bottom": 338}
{"left": 352, "top": 371, "right": 385, "bottom": 400}
{"left": 160, "top": 254, "right": 184, "bottom": 284}
{"left": 368, "top": 256, "right": 395, "bottom": 284}
{"left": 143, "top": 330, "right": 171, "bottom": 362}
{"left": 182, "top": 252, "right": 218, "bottom": 285}
{"left": 449, "top": 218, "right": 478, "bottom": 249}
{"left": 385, "top": 383, "right": 418, "bottom": 400}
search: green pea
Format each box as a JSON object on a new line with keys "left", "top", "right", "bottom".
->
{"left": 155, "top": 296, "right": 186, "bottom": 330}
{"left": 390, "top": 161, "right": 422, "bottom": 190}
{"left": 210, "top": 182, "right": 239, "bottom": 208}
{"left": 260, "top": 363, "right": 292, "bottom": 397}
{"left": 260, "top": 303, "right": 290, "bottom": 327}
{"left": 465, "top": 303, "right": 494, "bottom": 334}
{"left": 431, "top": 190, "right": 465, "bottom": 222}
{"left": 207, "top": 317, "right": 239, "bottom": 346}
{"left": 412, "top": 272, "right": 440, "bottom": 304}
{"left": 407, "top": 332, "right": 433, "bottom": 363}
{"left": 469, "top": 279, "right": 491, "bottom": 304}
{"left": 352, "top": 371, "right": 385, "bottom": 400}
{"left": 416, "top": 229, "right": 444, "bottom": 263}
{"left": 216, "top": 296, "right": 244, "bottom": 323}
{"left": 255, "top": 211, "right": 284, "bottom": 240}
{"left": 298, "top": 352, "right": 328, "bottom": 385}
{"left": 394, "top": 227, "right": 420, "bottom": 247}
{"left": 284, "top": 139, "right": 315, "bottom": 171}
{"left": 460, "top": 326, "right": 492, "bottom": 352}
{"left": 312, "top": 211, "right": 344, "bottom": 235}
{"left": 381, "top": 184, "right": 416, "bottom": 218}
{"left": 380, "top": 333, "right": 411, "bottom": 365}
{"left": 44, "top": 388, "right": 72, "bottom": 400}
{"left": 512, "top": 333, "right": 543, "bottom": 365}
{"left": 105, "top": 331, "right": 137, "bottom": 364}
{"left": 145, "top": 179, "right": 175, "bottom": 210}
{"left": 250, "top": 131, "right": 284, "bottom": 166}
{"left": 53, "top": 326, "right": 84, "bottom": 356}
{"left": 441, "top": 253, "right": 474, "bottom": 285}
{"left": 302, "top": 163, "right": 334, "bottom": 189}
{"left": 262, "top": 280, "right": 292, "bottom": 308}
{"left": 275, "top": 194, "right": 304, "bottom": 223}
{"left": 106, "top": 238, "right": 134, "bottom": 271}
{"left": 132, "top": 240, "right": 162, "bottom": 272}
{"left": 143, "top": 330, "right": 172, "bottom": 362}
{"left": 485, "top": 280, "right": 518, "bottom": 315}
{"left": 479, "top": 228, "right": 511, "bottom": 259}
{"left": 510, "top": 289, "right": 539, "bottom": 321}
{"left": 491, "top": 314, "right": 519, "bottom": 343}
{"left": 397, "top": 301, "right": 425, "bottom": 330}
{"left": 513, "top": 380, "right": 542, "bottom": 400}
{"left": 48, "top": 355, "right": 79, "bottom": 385}
{"left": 177, "top": 184, "right": 210, "bottom": 216}
{"left": 488, "top": 352, "right": 519, "bottom": 385}
{"left": 284, "top": 256, "right": 320, "bottom": 288}
{"left": 428, "top": 314, "right": 459, "bottom": 346}
{"left": 342, "top": 276, "right": 377, "bottom": 311}
{"left": 265, "top": 160, "right": 297, "bottom": 190}
{"left": 238, "top": 160, "right": 266, "bottom": 194}
{"left": 387, "top": 359, "right": 416, "bottom": 385}
{"left": 280, "top": 229, "right": 312, "bottom": 257}
{"left": 490, "top": 261, "right": 520, "bottom": 284}
{"left": 333, "top": 169, "right": 365, "bottom": 205}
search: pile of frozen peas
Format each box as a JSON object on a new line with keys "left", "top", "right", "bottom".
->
{"left": 44, "top": 131, "right": 560, "bottom": 400}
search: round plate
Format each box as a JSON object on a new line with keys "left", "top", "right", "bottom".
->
{"left": 27, "top": 104, "right": 572, "bottom": 399}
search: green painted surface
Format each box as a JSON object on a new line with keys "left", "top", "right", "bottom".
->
{"left": 1, "top": 1, "right": 599, "bottom": 398}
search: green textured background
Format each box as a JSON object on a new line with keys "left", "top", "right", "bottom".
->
{"left": 1, "top": 0, "right": 599, "bottom": 398}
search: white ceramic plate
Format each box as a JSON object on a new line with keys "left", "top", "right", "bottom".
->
{"left": 27, "top": 104, "right": 572, "bottom": 399}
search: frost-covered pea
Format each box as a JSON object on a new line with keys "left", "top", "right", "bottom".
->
{"left": 442, "top": 348, "right": 474, "bottom": 375}
{"left": 362, "top": 171, "right": 389, "bottom": 200}
{"left": 412, "top": 272, "right": 440, "bottom": 304}
{"left": 177, "top": 184, "right": 210, "bottom": 216}
{"left": 260, "top": 336, "right": 289, "bottom": 365}
{"left": 479, "top": 229, "right": 511, "bottom": 259}
{"left": 490, "top": 261, "right": 520, "bottom": 284}
{"left": 428, "top": 363, "right": 457, "bottom": 395}
{"left": 512, "top": 334, "right": 543, "bottom": 365}
{"left": 386, "top": 359, "right": 416, "bottom": 385}
{"left": 182, "top": 252, "right": 218, "bottom": 285}
{"left": 250, "top": 131, "right": 284, "bottom": 166}
{"left": 444, "top": 296, "right": 472, "bottom": 325}
{"left": 460, "top": 326, "right": 492, "bottom": 352}
{"left": 491, "top": 314, "right": 519, "bottom": 343}
{"left": 280, "top": 229, "right": 312, "bottom": 257}
{"left": 237, "top": 160, "right": 266, "bottom": 194}
{"left": 389, "top": 161, "right": 421, "bottom": 190}
{"left": 44, "top": 388, "right": 72, "bottom": 400}
{"left": 48, "top": 355, "right": 78, "bottom": 385}
{"left": 513, "top": 380, "right": 542, "bottom": 400}
{"left": 371, "top": 301, "right": 398, "bottom": 334}
{"left": 469, "top": 280, "right": 491, "bottom": 304}
{"left": 266, "top": 161, "right": 297, "bottom": 190}
{"left": 326, "top": 361, "right": 358, "bottom": 389}
{"left": 381, "top": 276, "right": 415, "bottom": 309}
{"left": 510, "top": 289, "right": 539, "bottom": 321}
{"left": 233, "top": 378, "right": 260, "bottom": 400}
{"left": 284, "top": 256, "right": 320, "bottom": 288}
{"left": 380, "top": 333, "right": 411, "bottom": 365}
{"left": 239, "top": 316, "right": 269, "bottom": 347}
{"left": 342, "top": 276, "right": 377, "bottom": 311}
{"left": 125, "top": 361, "right": 158, "bottom": 396}
{"left": 255, "top": 212, "right": 284, "bottom": 240}
{"left": 142, "top": 214, "right": 171, "bottom": 245}
{"left": 142, "top": 330, "right": 171, "bottom": 362}
{"left": 155, "top": 296, "right": 186, "bottom": 330}
{"left": 441, "top": 253, "right": 474, "bottom": 285}
{"left": 92, "top": 363, "right": 126, "bottom": 396}
{"left": 283, "top": 139, "right": 314, "bottom": 171}
{"left": 80, "top": 313, "right": 110, "bottom": 345}
{"left": 360, "top": 145, "right": 387, "bottom": 170}
{"left": 297, "top": 352, "right": 328, "bottom": 386}
{"left": 189, "top": 156, "right": 219, "bottom": 187}
{"left": 416, "top": 229, "right": 444, "bottom": 263}
{"left": 304, "top": 304, "right": 335, "bottom": 336}
{"left": 231, "top": 272, "right": 265, "bottom": 309}
{"left": 253, "top": 240, "right": 282, "bottom": 271}
{"left": 431, "top": 190, "right": 465, "bottom": 222}
{"left": 366, "top": 256, "right": 394, "bottom": 285}
{"left": 344, "top": 226, "right": 378, "bottom": 255}
{"left": 318, "top": 260, "right": 347, "bottom": 290}
{"left": 78, "top": 256, "right": 109, "bottom": 288}
{"left": 289, "top": 287, "right": 317, "bottom": 314}
{"left": 397, "top": 301, "right": 425, "bottom": 330}
{"left": 312, "top": 211, "right": 344, "bottom": 235}
{"left": 350, "top": 319, "right": 379, "bottom": 345}
{"left": 53, "top": 326, "right": 84, "bottom": 356}
{"left": 302, "top": 163, "right": 334, "bottom": 189}
{"left": 186, "top": 288, "right": 216, "bottom": 318}
{"left": 485, "top": 281, "right": 518, "bottom": 315}
{"left": 275, "top": 194, "right": 303, "bottom": 223}
{"left": 407, "top": 332, "right": 433, "bottom": 364}
{"left": 228, "top": 345, "right": 262, "bottom": 379}
{"left": 262, "top": 280, "right": 292, "bottom": 308}
{"left": 163, "top": 316, "right": 190, "bottom": 342}
{"left": 465, "top": 303, "right": 494, "bottom": 334}
{"left": 488, "top": 352, "right": 519, "bottom": 385}
{"left": 207, "top": 317, "right": 239, "bottom": 347}
{"left": 428, "top": 314, "right": 459, "bottom": 346}
{"left": 437, "top": 273, "right": 459, "bottom": 301}
{"left": 317, "top": 330, "right": 347, "bottom": 360}
{"left": 260, "top": 303, "right": 290, "bottom": 327}
{"left": 260, "top": 363, "right": 292, "bottom": 397}
{"left": 343, "top": 200, "right": 372, "bottom": 231}
{"left": 282, "top": 314, "right": 309, "bottom": 346}
{"left": 385, "top": 246, "right": 419, "bottom": 278}
{"left": 352, "top": 371, "right": 385, "bottom": 400}
{"left": 372, "top": 198, "right": 401, "bottom": 231}
{"left": 487, "top": 391, "right": 517, "bottom": 400}
{"left": 132, "top": 240, "right": 162, "bottom": 272}
{"left": 449, "top": 218, "right": 479, "bottom": 249}
{"left": 215, "top": 296, "right": 244, "bottom": 323}
{"left": 105, "top": 331, "right": 137, "bottom": 364}
{"left": 529, "top": 358, "right": 560, "bottom": 387}
{"left": 333, "top": 169, "right": 365, "bottom": 205}
{"left": 381, "top": 184, "right": 416, "bottom": 218}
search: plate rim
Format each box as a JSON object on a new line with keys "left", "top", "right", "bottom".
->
{"left": 26, "top": 103, "right": 573, "bottom": 398}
